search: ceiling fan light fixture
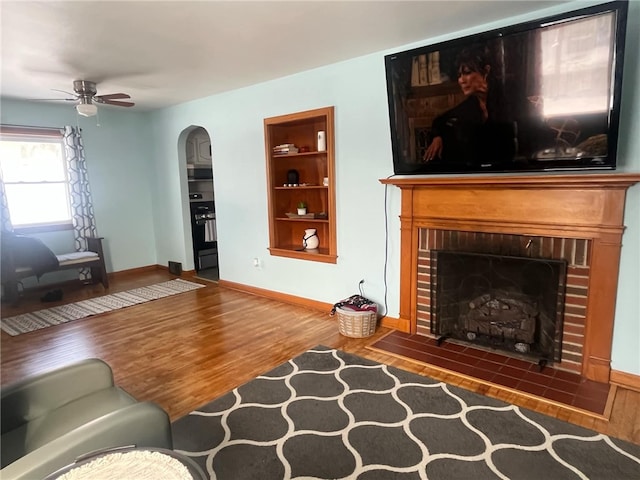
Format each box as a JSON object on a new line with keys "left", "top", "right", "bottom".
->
{"left": 76, "top": 103, "right": 98, "bottom": 117}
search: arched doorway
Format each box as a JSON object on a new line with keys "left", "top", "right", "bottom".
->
{"left": 185, "top": 127, "right": 218, "bottom": 281}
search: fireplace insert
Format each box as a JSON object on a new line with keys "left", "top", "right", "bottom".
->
{"left": 430, "top": 250, "right": 566, "bottom": 365}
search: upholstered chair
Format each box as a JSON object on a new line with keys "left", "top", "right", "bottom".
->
{"left": 1, "top": 358, "right": 173, "bottom": 480}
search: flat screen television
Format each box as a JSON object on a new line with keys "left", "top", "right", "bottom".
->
{"left": 384, "top": 1, "right": 629, "bottom": 175}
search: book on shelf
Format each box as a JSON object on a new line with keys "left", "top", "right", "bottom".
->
{"left": 428, "top": 51, "right": 441, "bottom": 84}
{"left": 418, "top": 54, "right": 428, "bottom": 86}
{"left": 411, "top": 51, "right": 442, "bottom": 86}
{"left": 411, "top": 56, "right": 420, "bottom": 87}
{"left": 273, "top": 146, "right": 299, "bottom": 154}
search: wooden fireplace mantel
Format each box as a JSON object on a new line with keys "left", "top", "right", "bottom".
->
{"left": 380, "top": 173, "right": 640, "bottom": 383}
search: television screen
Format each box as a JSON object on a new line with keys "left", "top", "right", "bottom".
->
{"left": 384, "top": 1, "right": 628, "bottom": 175}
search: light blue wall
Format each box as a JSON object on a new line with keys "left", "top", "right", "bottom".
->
{"left": 149, "top": 54, "right": 401, "bottom": 307}
{"left": 0, "top": 99, "right": 158, "bottom": 279}
{"left": 147, "top": 1, "right": 640, "bottom": 375}
{"left": 610, "top": 0, "right": 640, "bottom": 375}
{"left": 1, "top": 1, "right": 637, "bottom": 375}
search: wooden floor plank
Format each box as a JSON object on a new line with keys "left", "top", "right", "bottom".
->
{"left": 2, "top": 268, "right": 639, "bottom": 445}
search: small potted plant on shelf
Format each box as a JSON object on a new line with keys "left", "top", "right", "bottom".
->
{"left": 297, "top": 201, "right": 307, "bottom": 215}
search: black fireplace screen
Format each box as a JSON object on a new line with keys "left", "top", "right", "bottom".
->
{"left": 430, "top": 250, "right": 567, "bottom": 363}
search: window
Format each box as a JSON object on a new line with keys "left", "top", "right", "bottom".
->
{"left": 540, "top": 12, "right": 615, "bottom": 117}
{"left": 0, "top": 127, "right": 72, "bottom": 231}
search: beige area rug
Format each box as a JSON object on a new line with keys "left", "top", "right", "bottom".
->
{"left": 1, "top": 279, "right": 205, "bottom": 336}
{"left": 56, "top": 450, "right": 193, "bottom": 480}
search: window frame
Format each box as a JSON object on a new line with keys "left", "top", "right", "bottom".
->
{"left": 0, "top": 125, "right": 74, "bottom": 233}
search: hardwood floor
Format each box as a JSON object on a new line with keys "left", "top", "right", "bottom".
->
{"left": 2, "top": 268, "right": 639, "bottom": 445}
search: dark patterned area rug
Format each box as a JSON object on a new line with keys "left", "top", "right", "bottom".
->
{"left": 172, "top": 346, "right": 640, "bottom": 480}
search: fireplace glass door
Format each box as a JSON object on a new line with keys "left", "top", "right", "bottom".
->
{"left": 431, "top": 250, "right": 567, "bottom": 363}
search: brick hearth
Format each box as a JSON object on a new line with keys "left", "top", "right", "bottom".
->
{"left": 371, "top": 330, "right": 612, "bottom": 416}
{"left": 416, "top": 229, "right": 588, "bottom": 374}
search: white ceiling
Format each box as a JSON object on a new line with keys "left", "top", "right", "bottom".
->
{"left": 1, "top": 0, "right": 567, "bottom": 112}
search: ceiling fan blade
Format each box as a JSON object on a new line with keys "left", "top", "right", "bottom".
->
{"left": 95, "top": 93, "right": 130, "bottom": 101}
{"left": 99, "top": 99, "right": 135, "bottom": 107}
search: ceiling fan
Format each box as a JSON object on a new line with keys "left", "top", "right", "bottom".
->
{"left": 41, "top": 80, "right": 135, "bottom": 117}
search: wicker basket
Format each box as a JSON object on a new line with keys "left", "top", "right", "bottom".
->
{"left": 336, "top": 306, "right": 378, "bottom": 338}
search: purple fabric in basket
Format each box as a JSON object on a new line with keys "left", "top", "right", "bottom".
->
{"left": 330, "top": 294, "right": 377, "bottom": 315}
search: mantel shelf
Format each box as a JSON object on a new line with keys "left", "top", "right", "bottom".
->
{"left": 380, "top": 172, "right": 640, "bottom": 189}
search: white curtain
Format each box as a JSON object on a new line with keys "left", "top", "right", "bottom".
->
{"left": 0, "top": 168, "right": 13, "bottom": 234}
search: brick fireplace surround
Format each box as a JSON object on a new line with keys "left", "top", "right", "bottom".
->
{"left": 380, "top": 173, "right": 640, "bottom": 385}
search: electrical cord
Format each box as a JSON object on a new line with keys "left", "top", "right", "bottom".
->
{"left": 379, "top": 174, "right": 398, "bottom": 320}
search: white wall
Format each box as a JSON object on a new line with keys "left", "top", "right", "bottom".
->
{"left": 148, "top": 1, "right": 640, "bottom": 375}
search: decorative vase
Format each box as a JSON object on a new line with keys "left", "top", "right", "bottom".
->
{"left": 302, "top": 228, "right": 319, "bottom": 250}
{"left": 287, "top": 169, "right": 299, "bottom": 185}
{"left": 317, "top": 131, "right": 326, "bottom": 152}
